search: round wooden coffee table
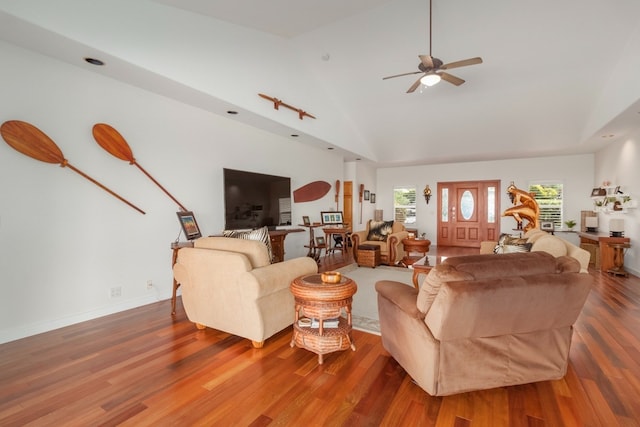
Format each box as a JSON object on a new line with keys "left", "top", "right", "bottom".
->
{"left": 402, "top": 238, "right": 431, "bottom": 266}
{"left": 290, "top": 273, "right": 357, "bottom": 364}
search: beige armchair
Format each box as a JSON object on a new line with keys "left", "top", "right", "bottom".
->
{"left": 173, "top": 237, "right": 318, "bottom": 348}
{"left": 351, "top": 220, "right": 409, "bottom": 266}
{"left": 375, "top": 251, "right": 592, "bottom": 396}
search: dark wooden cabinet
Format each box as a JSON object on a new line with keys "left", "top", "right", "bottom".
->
{"left": 269, "top": 231, "right": 286, "bottom": 263}
{"left": 269, "top": 229, "right": 304, "bottom": 263}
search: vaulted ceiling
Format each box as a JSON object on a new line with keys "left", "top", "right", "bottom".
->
{"left": 1, "top": 0, "right": 640, "bottom": 166}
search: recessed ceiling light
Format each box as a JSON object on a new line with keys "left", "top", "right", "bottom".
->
{"left": 226, "top": 110, "right": 238, "bottom": 115}
{"left": 327, "top": 147, "right": 334, "bottom": 150}
{"left": 290, "top": 134, "right": 299, "bottom": 137}
{"left": 84, "top": 57, "right": 105, "bottom": 66}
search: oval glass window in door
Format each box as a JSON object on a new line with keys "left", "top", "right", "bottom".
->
{"left": 460, "top": 190, "right": 474, "bottom": 220}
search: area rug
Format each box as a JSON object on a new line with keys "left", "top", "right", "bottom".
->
{"left": 335, "top": 263, "right": 413, "bottom": 335}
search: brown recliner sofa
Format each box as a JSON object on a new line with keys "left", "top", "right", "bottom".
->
{"left": 351, "top": 220, "right": 409, "bottom": 266}
{"left": 375, "top": 251, "right": 592, "bottom": 396}
{"left": 173, "top": 237, "right": 318, "bottom": 348}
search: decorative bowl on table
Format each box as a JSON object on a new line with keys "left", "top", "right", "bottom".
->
{"left": 320, "top": 271, "right": 341, "bottom": 284}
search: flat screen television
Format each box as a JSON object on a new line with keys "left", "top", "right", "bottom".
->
{"left": 223, "top": 168, "right": 292, "bottom": 230}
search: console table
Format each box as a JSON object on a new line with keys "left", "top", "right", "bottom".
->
{"left": 323, "top": 225, "right": 351, "bottom": 256}
{"left": 300, "top": 223, "right": 326, "bottom": 262}
{"left": 577, "top": 231, "right": 630, "bottom": 273}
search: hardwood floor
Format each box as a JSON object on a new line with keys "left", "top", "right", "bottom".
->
{"left": 1, "top": 248, "right": 639, "bottom": 426}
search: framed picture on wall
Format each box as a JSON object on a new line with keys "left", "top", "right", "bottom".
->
{"left": 370, "top": 193, "right": 376, "bottom": 203}
{"left": 302, "top": 215, "right": 311, "bottom": 226}
{"left": 315, "top": 236, "right": 326, "bottom": 246}
{"left": 176, "top": 211, "right": 202, "bottom": 240}
{"left": 321, "top": 211, "right": 343, "bottom": 224}
{"left": 364, "top": 190, "right": 370, "bottom": 201}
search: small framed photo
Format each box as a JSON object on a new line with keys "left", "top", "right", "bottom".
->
{"left": 315, "top": 236, "right": 325, "bottom": 246}
{"left": 370, "top": 193, "right": 376, "bottom": 203}
{"left": 302, "top": 215, "right": 311, "bottom": 226}
{"left": 176, "top": 211, "right": 202, "bottom": 240}
{"left": 321, "top": 211, "right": 343, "bottom": 224}
{"left": 364, "top": 190, "right": 370, "bottom": 201}
{"left": 591, "top": 188, "right": 606, "bottom": 197}
{"left": 540, "top": 221, "right": 554, "bottom": 232}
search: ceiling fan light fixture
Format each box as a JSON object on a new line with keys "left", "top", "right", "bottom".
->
{"left": 420, "top": 73, "right": 441, "bottom": 87}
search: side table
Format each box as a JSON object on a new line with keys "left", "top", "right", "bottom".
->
{"left": 402, "top": 238, "right": 431, "bottom": 266}
{"left": 409, "top": 255, "right": 433, "bottom": 289}
{"left": 290, "top": 274, "right": 357, "bottom": 364}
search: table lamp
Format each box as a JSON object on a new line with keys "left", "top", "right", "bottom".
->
{"left": 585, "top": 216, "right": 598, "bottom": 232}
{"left": 609, "top": 218, "right": 624, "bottom": 237}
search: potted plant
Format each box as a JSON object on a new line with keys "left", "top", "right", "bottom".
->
{"left": 564, "top": 220, "right": 576, "bottom": 231}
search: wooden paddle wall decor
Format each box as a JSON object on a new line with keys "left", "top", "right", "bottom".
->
{"left": 0, "top": 120, "right": 145, "bottom": 214}
{"left": 92, "top": 123, "right": 187, "bottom": 212}
{"left": 293, "top": 181, "right": 331, "bottom": 203}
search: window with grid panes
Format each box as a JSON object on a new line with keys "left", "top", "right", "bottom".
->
{"left": 528, "top": 182, "right": 563, "bottom": 229}
{"left": 393, "top": 187, "right": 416, "bottom": 225}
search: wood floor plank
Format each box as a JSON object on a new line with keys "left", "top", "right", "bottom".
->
{"left": 1, "top": 248, "right": 640, "bottom": 426}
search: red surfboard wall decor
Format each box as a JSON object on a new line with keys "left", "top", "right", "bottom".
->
{"left": 293, "top": 180, "right": 331, "bottom": 202}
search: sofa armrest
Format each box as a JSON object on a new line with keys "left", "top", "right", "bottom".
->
{"left": 351, "top": 230, "right": 368, "bottom": 262}
{"left": 388, "top": 230, "right": 410, "bottom": 263}
{"left": 375, "top": 280, "right": 423, "bottom": 319}
{"left": 351, "top": 230, "right": 368, "bottom": 245}
{"left": 247, "top": 256, "right": 318, "bottom": 298}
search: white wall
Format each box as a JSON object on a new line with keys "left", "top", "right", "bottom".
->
{"left": 375, "top": 154, "right": 595, "bottom": 242}
{"left": 0, "top": 42, "right": 344, "bottom": 343}
{"left": 594, "top": 136, "right": 640, "bottom": 275}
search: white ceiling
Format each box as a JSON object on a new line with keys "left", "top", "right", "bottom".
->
{"left": 1, "top": 0, "right": 640, "bottom": 166}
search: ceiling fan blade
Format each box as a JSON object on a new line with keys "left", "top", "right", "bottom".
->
{"left": 407, "top": 76, "right": 425, "bottom": 93}
{"left": 419, "top": 55, "right": 434, "bottom": 69}
{"left": 441, "top": 57, "right": 483, "bottom": 70}
{"left": 440, "top": 72, "right": 465, "bottom": 86}
{"left": 382, "top": 71, "right": 422, "bottom": 80}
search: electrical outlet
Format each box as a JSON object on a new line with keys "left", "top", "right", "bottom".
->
{"left": 146, "top": 280, "right": 153, "bottom": 290}
{"left": 110, "top": 286, "right": 122, "bottom": 298}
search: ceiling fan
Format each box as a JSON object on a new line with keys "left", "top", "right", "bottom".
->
{"left": 383, "top": 0, "right": 482, "bottom": 93}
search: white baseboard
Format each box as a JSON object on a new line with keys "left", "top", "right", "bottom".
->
{"left": 0, "top": 292, "right": 171, "bottom": 345}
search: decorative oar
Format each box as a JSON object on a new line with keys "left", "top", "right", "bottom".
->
{"left": 335, "top": 179, "right": 340, "bottom": 211}
{"left": 0, "top": 120, "right": 145, "bottom": 214}
{"left": 92, "top": 123, "right": 187, "bottom": 212}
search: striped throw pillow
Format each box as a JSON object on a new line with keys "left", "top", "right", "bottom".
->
{"left": 222, "top": 226, "right": 274, "bottom": 263}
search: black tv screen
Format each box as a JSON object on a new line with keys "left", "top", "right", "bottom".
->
{"left": 223, "top": 168, "right": 292, "bottom": 230}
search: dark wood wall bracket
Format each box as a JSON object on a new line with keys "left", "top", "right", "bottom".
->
{"left": 258, "top": 93, "right": 316, "bottom": 120}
